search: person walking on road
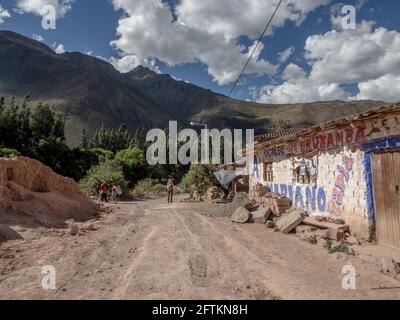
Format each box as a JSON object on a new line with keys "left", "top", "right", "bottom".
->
{"left": 100, "top": 182, "right": 108, "bottom": 203}
{"left": 167, "top": 178, "right": 174, "bottom": 203}
{"left": 111, "top": 182, "right": 118, "bottom": 203}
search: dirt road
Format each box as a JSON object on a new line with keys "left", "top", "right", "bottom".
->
{"left": 1, "top": 197, "right": 400, "bottom": 300}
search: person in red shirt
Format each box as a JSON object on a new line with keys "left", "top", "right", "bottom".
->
{"left": 100, "top": 182, "right": 108, "bottom": 202}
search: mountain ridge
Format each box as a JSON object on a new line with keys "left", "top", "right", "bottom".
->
{"left": 0, "top": 30, "right": 389, "bottom": 145}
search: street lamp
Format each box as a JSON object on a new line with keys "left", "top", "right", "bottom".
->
{"left": 190, "top": 122, "right": 208, "bottom": 130}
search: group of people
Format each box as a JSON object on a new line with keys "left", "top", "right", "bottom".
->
{"left": 99, "top": 179, "right": 175, "bottom": 204}
{"left": 99, "top": 182, "right": 122, "bottom": 203}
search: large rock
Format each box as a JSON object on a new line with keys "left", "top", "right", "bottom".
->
{"left": 250, "top": 206, "right": 272, "bottom": 224}
{"left": 303, "top": 217, "right": 349, "bottom": 232}
{"left": 322, "top": 228, "right": 346, "bottom": 241}
{"left": 223, "top": 192, "right": 253, "bottom": 217}
{"left": 230, "top": 207, "right": 251, "bottom": 224}
{"left": 0, "top": 224, "right": 23, "bottom": 242}
{"left": 276, "top": 210, "right": 305, "bottom": 234}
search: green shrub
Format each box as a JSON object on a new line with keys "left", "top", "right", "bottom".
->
{"left": 305, "top": 235, "right": 318, "bottom": 245}
{"left": 132, "top": 178, "right": 166, "bottom": 199}
{"left": 0, "top": 148, "right": 20, "bottom": 157}
{"left": 181, "top": 164, "right": 216, "bottom": 196}
{"left": 80, "top": 159, "right": 127, "bottom": 196}
{"left": 116, "top": 147, "right": 149, "bottom": 187}
{"left": 324, "top": 239, "right": 350, "bottom": 254}
{"left": 90, "top": 148, "right": 115, "bottom": 162}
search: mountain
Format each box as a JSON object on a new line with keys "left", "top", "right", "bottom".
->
{"left": 0, "top": 30, "right": 388, "bottom": 145}
{"left": 0, "top": 31, "right": 168, "bottom": 145}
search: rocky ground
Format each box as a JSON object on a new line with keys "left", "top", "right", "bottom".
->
{"left": 0, "top": 195, "right": 400, "bottom": 300}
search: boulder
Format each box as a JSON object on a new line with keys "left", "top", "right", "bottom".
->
{"left": 345, "top": 236, "right": 361, "bottom": 245}
{"left": 295, "top": 225, "right": 317, "bottom": 234}
{"left": 276, "top": 210, "right": 305, "bottom": 234}
{"left": 230, "top": 207, "right": 251, "bottom": 224}
{"left": 250, "top": 206, "right": 273, "bottom": 224}
{"left": 223, "top": 192, "right": 253, "bottom": 217}
{"left": 69, "top": 224, "right": 79, "bottom": 236}
{"left": 0, "top": 224, "right": 23, "bottom": 242}
{"left": 303, "top": 217, "right": 349, "bottom": 232}
{"left": 322, "top": 228, "right": 346, "bottom": 241}
{"left": 265, "top": 221, "right": 275, "bottom": 228}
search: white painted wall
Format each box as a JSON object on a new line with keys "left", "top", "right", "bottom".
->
{"left": 251, "top": 147, "right": 370, "bottom": 235}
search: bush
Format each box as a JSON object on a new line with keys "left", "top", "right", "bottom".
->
{"left": 324, "top": 239, "right": 351, "bottom": 254}
{"left": 80, "top": 159, "right": 127, "bottom": 196}
{"left": 305, "top": 235, "right": 318, "bottom": 245}
{"left": 90, "top": 148, "right": 115, "bottom": 162}
{"left": 115, "top": 147, "right": 149, "bottom": 187}
{"left": 0, "top": 148, "right": 20, "bottom": 157}
{"left": 131, "top": 178, "right": 166, "bottom": 199}
{"left": 181, "top": 164, "right": 216, "bottom": 196}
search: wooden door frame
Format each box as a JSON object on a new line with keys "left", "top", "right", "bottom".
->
{"left": 371, "top": 150, "right": 400, "bottom": 247}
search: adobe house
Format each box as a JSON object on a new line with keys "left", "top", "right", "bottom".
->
{"left": 249, "top": 104, "right": 400, "bottom": 248}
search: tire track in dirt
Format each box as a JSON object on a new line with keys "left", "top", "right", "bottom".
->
{"left": 175, "top": 209, "right": 279, "bottom": 300}
{"left": 112, "top": 225, "right": 158, "bottom": 299}
{"left": 187, "top": 209, "right": 400, "bottom": 299}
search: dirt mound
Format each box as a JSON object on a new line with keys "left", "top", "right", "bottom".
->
{"left": 0, "top": 157, "right": 98, "bottom": 227}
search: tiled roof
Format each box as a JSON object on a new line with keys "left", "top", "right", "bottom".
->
{"left": 255, "top": 128, "right": 305, "bottom": 142}
{"left": 255, "top": 103, "right": 400, "bottom": 150}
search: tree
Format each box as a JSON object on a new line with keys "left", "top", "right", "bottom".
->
{"left": 115, "top": 147, "right": 149, "bottom": 187}
{"left": 0, "top": 96, "right": 97, "bottom": 181}
{"left": 80, "top": 159, "right": 127, "bottom": 196}
{"left": 90, "top": 124, "right": 135, "bottom": 153}
{"left": 79, "top": 128, "right": 89, "bottom": 149}
{"left": 181, "top": 164, "right": 217, "bottom": 196}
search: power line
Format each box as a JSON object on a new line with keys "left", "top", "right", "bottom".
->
{"left": 228, "top": 0, "right": 285, "bottom": 98}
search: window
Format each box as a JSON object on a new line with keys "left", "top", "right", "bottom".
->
{"left": 295, "top": 164, "right": 310, "bottom": 184}
{"left": 263, "top": 162, "right": 274, "bottom": 182}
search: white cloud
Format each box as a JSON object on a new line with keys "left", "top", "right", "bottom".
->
{"left": 352, "top": 74, "right": 400, "bottom": 102}
{"left": 259, "top": 71, "right": 349, "bottom": 104}
{"left": 282, "top": 63, "right": 306, "bottom": 81}
{"left": 32, "top": 34, "right": 45, "bottom": 42}
{"left": 0, "top": 5, "right": 11, "bottom": 23}
{"left": 53, "top": 43, "right": 65, "bottom": 54}
{"left": 110, "top": 0, "right": 330, "bottom": 84}
{"left": 258, "top": 19, "right": 400, "bottom": 103}
{"left": 278, "top": 46, "right": 294, "bottom": 63}
{"left": 16, "top": 0, "right": 73, "bottom": 18}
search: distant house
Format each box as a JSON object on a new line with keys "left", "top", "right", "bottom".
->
{"left": 249, "top": 103, "right": 400, "bottom": 248}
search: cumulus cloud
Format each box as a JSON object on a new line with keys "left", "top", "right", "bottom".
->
{"left": 16, "top": 0, "right": 73, "bottom": 18}
{"left": 282, "top": 63, "right": 306, "bottom": 81}
{"left": 32, "top": 34, "right": 45, "bottom": 42}
{"left": 259, "top": 66, "right": 349, "bottom": 104}
{"left": 258, "top": 19, "right": 400, "bottom": 103}
{"left": 278, "top": 46, "right": 294, "bottom": 63}
{"left": 110, "top": 0, "right": 330, "bottom": 84}
{"left": 52, "top": 43, "right": 65, "bottom": 54}
{"left": 352, "top": 74, "right": 400, "bottom": 102}
{"left": 0, "top": 5, "right": 11, "bottom": 23}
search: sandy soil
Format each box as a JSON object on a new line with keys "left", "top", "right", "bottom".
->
{"left": 1, "top": 196, "right": 400, "bottom": 300}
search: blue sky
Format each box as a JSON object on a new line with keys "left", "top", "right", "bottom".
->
{"left": 0, "top": 0, "right": 400, "bottom": 103}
